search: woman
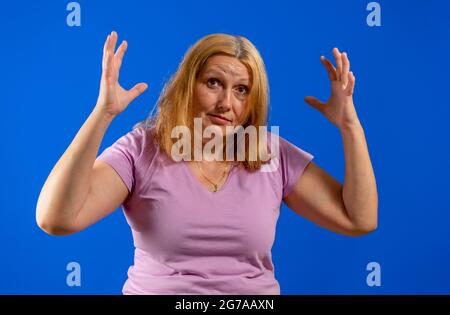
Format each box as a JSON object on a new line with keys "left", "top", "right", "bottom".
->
{"left": 36, "top": 31, "right": 378, "bottom": 294}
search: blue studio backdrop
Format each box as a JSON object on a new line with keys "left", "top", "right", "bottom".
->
{"left": 1, "top": 0, "right": 449, "bottom": 294}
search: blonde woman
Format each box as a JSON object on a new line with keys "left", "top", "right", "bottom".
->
{"left": 36, "top": 31, "right": 378, "bottom": 295}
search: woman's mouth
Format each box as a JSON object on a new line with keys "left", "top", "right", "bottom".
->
{"left": 208, "top": 114, "right": 231, "bottom": 125}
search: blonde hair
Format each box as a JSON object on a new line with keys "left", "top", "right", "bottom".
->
{"left": 135, "top": 33, "right": 271, "bottom": 171}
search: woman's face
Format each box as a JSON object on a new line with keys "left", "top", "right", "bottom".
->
{"left": 193, "top": 54, "right": 251, "bottom": 138}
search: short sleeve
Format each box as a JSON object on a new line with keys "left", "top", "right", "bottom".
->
{"left": 279, "top": 136, "right": 314, "bottom": 198}
{"left": 96, "top": 127, "right": 146, "bottom": 194}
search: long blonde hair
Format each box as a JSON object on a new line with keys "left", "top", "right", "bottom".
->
{"left": 135, "top": 33, "right": 271, "bottom": 171}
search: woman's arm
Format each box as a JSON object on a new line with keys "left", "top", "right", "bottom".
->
{"left": 283, "top": 122, "right": 378, "bottom": 236}
{"left": 283, "top": 48, "right": 378, "bottom": 236}
{"left": 36, "top": 108, "right": 118, "bottom": 235}
{"left": 283, "top": 158, "right": 377, "bottom": 237}
{"left": 36, "top": 31, "right": 148, "bottom": 235}
{"left": 340, "top": 121, "right": 378, "bottom": 231}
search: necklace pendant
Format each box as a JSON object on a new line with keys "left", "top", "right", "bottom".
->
{"left": 211, "top": 184, "right": 218, "bottom": 192}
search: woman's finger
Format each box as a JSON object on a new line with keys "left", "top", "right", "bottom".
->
{"left": 320, "top": 56, "right": 337, "bottom": 81}
{"left": 109, "top": 31, "right": 118, "bottom": 56}
{"left": 304, "top": 95, "right": 326, "bottom": 114}
{"left": 346, "top": 71, "right": 356, "bottom": 95}
{"left": 126, "top": 82, "right": 148, "bottom": 104}
{"left": 104, "top": 50, "right": 114, "bottom": 80}
{"left": 333, "top": 48, "right": 342, "bottom": 81}
{"left": 115, "top": 40, "right": 128, "bottom": 74}
{"left": 102, "top": 35, "right": 110, "bottom": 70}
{"left": 342, "top": 52, "right": 350, "bottom": 88}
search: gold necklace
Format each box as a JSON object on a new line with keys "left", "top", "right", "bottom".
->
{"left": 195, "top": 161, "right": 232, "bottom": 192}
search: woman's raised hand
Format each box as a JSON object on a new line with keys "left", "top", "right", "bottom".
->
{"left": 95, "top": 31, "right": 148, "bottom": 118}
{"left": 304, "top": 48, "right": 360, "bottom": 131}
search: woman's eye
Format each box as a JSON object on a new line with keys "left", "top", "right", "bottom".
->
{"left": 237, "top": 86, "right": 249, "bottom": 95}
{"left": 207, "top": 78, "right": 220, "bottom": 87}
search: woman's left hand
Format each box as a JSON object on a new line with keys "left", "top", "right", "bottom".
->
{"left": 304, "top": 48, "right": 360, "bottom": 130}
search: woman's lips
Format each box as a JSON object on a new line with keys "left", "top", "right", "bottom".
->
{"left": 208, "top": 114, "right": 231, "bottom": 125}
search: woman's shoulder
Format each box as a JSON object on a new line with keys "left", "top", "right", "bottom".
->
{"left": 263, "top": 130, "right": 314, "bottom": 170}
{"left": 117, "top": 122, "right": 159, "bottom": 163}
{"left": 129, "top": 120, "right": 158, "bottom": 140}
{"left": 265, "top": 131, "right": 310, "bottom": 154}
{"left": 265, "top": 130, "right": 294, "bottom": 155}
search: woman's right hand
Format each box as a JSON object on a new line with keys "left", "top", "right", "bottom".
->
{"left": 95, "top": 31, "right": 148, "bottom": 118}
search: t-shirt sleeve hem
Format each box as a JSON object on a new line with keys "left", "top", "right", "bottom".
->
{"left": 96, "top": 154, "right": 133, "bottom": 194}
{"left": 282, "top": 154, "right": 314, "bottom": 199}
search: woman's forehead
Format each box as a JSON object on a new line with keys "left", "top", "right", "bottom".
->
{"left": 202, "top": 55, "right": 250, "bottom": 81}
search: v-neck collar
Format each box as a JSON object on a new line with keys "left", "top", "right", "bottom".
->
{"left": 181, "top": 160, "right": 237, "bottom": 194}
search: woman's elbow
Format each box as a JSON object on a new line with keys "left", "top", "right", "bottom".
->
{"left": 36, "top": 210, "right": 78, "bottom": 236}
{"left": 349, "top": 222, "right": 378, "bottom": 237}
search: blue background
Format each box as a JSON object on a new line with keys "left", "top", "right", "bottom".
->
{"left": 1, "top": 0, "right": 449, "bottom": 294}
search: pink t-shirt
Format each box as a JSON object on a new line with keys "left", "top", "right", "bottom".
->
{"left": 96, "top": 126, "right": 313, "bottom": 295}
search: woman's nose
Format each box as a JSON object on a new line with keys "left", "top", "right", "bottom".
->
{"left": 218, "top": 88, "right": 233, "bottom": 110}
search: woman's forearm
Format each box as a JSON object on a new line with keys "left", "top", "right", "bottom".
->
{"left": 36, "top": 106, "right": 114, "bottom": 233}
{"left": 340, "top": 120, "right": 378, "bottom": 231}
